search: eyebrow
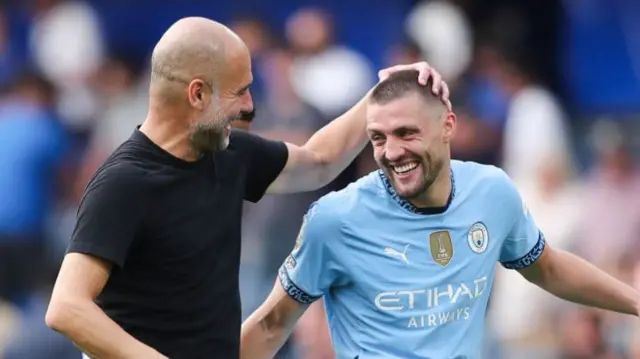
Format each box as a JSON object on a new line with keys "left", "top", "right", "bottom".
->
{"left": 367, "top": 126, "right": 420, "bottom": 136}
{"left": 392, "top": 125, "right": 420, "bottom": 135}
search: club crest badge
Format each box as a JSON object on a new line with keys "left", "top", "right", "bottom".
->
{"left": 467, "top": 222, "right": 489, "bottom": 254}
{"left": 285, "top": 255, "right": 297, "bottom": 270}
{"left": 429, "top": 230, "right": 454, "bottom": 267}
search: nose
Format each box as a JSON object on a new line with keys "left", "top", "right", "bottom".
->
{"left": 242, "top": 91, "right": 254, "bottom": 112}
{"left": 384, "top": 138, "right": 407, "bottom": 162}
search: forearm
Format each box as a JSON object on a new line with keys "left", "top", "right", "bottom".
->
{"left": 536, "top": 250, "right": 640, "bottom": 316}
{"left": 46, "top": 300, "right": 165, "bottom": 358}
{"left": 303, "top": 94, "right": 369, "bottom": 183}
{"left": 241, "top": 310, "right": 292, "bottom": 359}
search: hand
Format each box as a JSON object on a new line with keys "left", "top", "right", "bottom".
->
{"left": 378, "top": 62, "right": 452, "bottom": 112}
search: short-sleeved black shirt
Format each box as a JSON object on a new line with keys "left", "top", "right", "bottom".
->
{"left": 67, "top": 128, "right": 288, "bottom": 358}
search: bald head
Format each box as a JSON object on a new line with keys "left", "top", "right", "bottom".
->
{"left": 145, "top": 17, "right": 255, "bottom": 156}
{"left": 150, "top": 17, "right": 248, "bottom": 99}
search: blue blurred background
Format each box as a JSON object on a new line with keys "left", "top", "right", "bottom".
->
{"left": 0, "top": 0, "right": 639, "bottom": 358}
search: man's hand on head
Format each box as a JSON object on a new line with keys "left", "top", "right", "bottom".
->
{"left": 378, "top": 62, "right": 452, "bottom": 112}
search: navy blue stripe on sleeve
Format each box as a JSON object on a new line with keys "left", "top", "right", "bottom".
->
{"left": 501, "top": 232, "right": 547, "bottom": 270}
{"left": 278, "top": 266, "right": 321, "bottom": 305}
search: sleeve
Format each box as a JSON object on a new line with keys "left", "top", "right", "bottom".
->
{"left": 278, "top": 201, "right": 343, "bottom": 305}
{"left": 232, "top": 129, "right": 289, "bottom": 203}
{"left": 66, "top": 166, "right": 150, "bottom": 269}
{"left": 496, "top": 170, "right": 547, "bottom": 270}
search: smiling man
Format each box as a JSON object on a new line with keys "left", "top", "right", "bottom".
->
{"left": 240, "top": 69, "right": 640, "bottom": 359}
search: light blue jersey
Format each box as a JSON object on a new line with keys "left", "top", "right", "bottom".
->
{"left": 278, "top": 160, "right": 545, "bottom": 359}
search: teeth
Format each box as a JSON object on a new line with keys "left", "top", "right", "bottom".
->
{"left": 393, "top": 162, "right": 418, "bottom": 174}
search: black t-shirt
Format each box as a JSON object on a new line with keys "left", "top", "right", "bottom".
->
{"left": 67, "top": 129, "right": 288, "bottom": 358}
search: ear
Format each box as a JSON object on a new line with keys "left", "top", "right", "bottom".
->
{"left": 442, "top": 112, "right": 457, "bottom": 144}
{"left": 187, "top": 79, "right": 206, "bottom": 110}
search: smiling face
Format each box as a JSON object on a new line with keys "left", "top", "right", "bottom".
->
{"left": 186, "top": 44, "right": 254, "bottom": 153}
{"left": 367, "top": 92, "right": 455, "bottom": 203}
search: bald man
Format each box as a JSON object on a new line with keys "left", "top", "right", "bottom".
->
{"left": 45, "top": 17, "right": 450, "bottom": 359}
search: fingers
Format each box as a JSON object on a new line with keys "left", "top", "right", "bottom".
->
{"left": 415, "top": 63, "right": 430, "bottom": 86}
{"left": 377, "top": 61, "right": 453, "bottom": 111}
{"left": 429, "top": 68, "right": 441, "bottom": 94}
{"left": 441, "top": 83, "right": 452, "bottom": 112}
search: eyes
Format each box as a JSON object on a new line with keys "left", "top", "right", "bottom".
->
{"left": 369, "top": 128, "right": 420, "bottom": 146}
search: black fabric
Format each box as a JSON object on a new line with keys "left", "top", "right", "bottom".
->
{"left": 67, "top": 128, "right": 288, "bottom": 359}
{"left": 237, "top": 129, "right": 289, "bottom": 202}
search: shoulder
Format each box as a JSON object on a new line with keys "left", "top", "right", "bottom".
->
{"left": 304, "top": 192, "right": 346, "bottom": 234}
{"left": 306, "top": 171, "right": 381, "bottom": 229}
{"left": 317, "top": 170, "right": 380, "bottom": 210}
{"left": 452, "top": 160, "right": 514, "bottom": 190}
{"left": 227, "top": 128, "right": 288, "bottom": 160}
{"left": 85, "top": 149, "right": 153, "bottom": 198}
{"left": 452, "top": 160, "right": 520, "bottom": 207}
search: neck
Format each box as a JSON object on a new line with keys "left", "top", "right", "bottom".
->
{"left": 140, "top": 105, "right": 199, "bottom": 162}
{"left": 408, "top": 164, "right": 452, "bottom": 209}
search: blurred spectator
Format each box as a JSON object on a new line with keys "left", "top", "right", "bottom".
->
{"left": 490, "top": 44, "right": 574, "bottom": 188}
{"left": 484, "top": 39, "right": 580, "bottom": 356}
{"left": 286, "top": 7, "right": 371, "bottom": 193}
{"left": 29, "top": 0, "right": 105, "bottom": 133}
{"left": 448, "top": 46, "right": 509, "bottom": 166}
{"left": 405, "top": 0, "right": 473, "bottom": 83}
{"left": 384, "top": 40, "right": 422, "bottom": 67}
{"left": 0, "top": 7, "right": 20, "bottom": 88}
{"left": 559, "top": 310, "right": 624, "bottom": 359}
{"left": 73, "top": 54, "right": 147, "bottom": 203}
{"left": 239, "top": 47, "right": 331, "bottom": 359}
{"left": 231, "top": 15, "right": 276, "bottom": 103}
{"left": 576, "top": 121, "right": 640, "bottom": 270}
{"left": 0, "top": 70, "right": 78, "bottom": 359}
{"left": 285, "top": 7, "right": 374, "bottom": 118}
{"left": 0, "top": 70, "right": 65, "bottom": 306}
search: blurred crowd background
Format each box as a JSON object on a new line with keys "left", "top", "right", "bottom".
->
{"left": 0, "top": 0, "right": 639, "bottom": 358}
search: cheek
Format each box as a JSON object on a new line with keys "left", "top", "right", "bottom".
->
{"left": 406, "top": 139, "right": 428, "bottom": 155}
{"left": 372, "top": 146, "right": 385, "bottom": 161}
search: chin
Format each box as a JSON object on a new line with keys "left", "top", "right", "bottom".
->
{"left": 396, "top": 185, "right": 421, "bottom": 199}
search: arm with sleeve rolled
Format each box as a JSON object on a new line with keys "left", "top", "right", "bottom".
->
{"left": 265, "top": 62, "right": 451, "bottom": 194}
{"left": 46, "top": 169, "right": 167, "bottom": 359}
{"left": 495, "top": 169, "right": 640, "bottom": 317}
{"left": 241, "top": 202, "right": 343, "bottom": 358}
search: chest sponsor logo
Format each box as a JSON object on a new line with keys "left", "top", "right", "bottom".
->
{"left": 374, "top": 276, "right": 489, "bottom": 329}
{"left": 429, "top": 230, "right": 453, "bottom": 267}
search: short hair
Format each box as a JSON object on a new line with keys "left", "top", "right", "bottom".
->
{"left": 370, "top": 69, "right": 436, "bottom": 105}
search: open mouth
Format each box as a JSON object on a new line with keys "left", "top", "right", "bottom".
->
{"left": 391, "top": 161, "right": 420, "bottom": 175}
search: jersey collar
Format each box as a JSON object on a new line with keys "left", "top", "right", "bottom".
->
{"left": 378, "top": 168, "right": 455, "bottom": 215}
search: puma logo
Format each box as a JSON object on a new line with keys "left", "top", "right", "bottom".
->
{"left": 384, "top": 244, "right": 410, "bottom": 264}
